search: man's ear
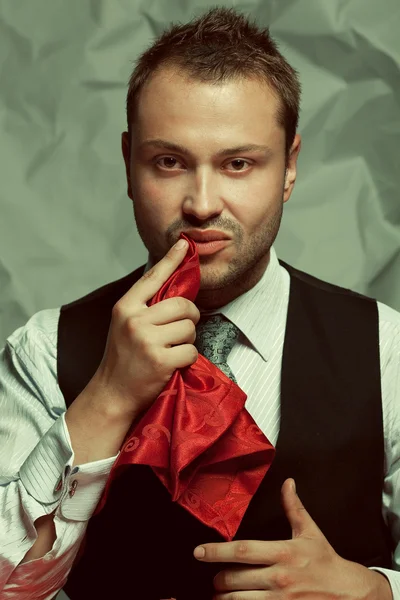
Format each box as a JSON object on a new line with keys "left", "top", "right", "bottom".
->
{"left": 121, "top": 131, "right": 133, "bottom": 200}
{"left": 283, "top": 134, "right": 301, "bottom": 204}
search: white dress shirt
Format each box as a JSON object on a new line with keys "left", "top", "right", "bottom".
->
{"left": 1, "top": 246, "right": 400, "bottom": 599}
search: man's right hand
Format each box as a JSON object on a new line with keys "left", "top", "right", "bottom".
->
{"left": 93, "top": 238, "right": 201, "bottom": 420}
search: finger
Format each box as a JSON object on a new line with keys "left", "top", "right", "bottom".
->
{"left": 155, "top": 318, "right": 196, "bottom": 346}
{"left": 213, "top": 565, "right": 271, "bottom": 593}
{"left": 213, "top": 593, "right": 272, "bottom": 600}
{"left": 120, "top": 237, "right": 189, "bottom": 309}
{"left": 144, "top": 296, "right": 200, "bottom": 327}
{"left": 281, "top": 478, "right": 325, "bottom": 539}
{"left": 194, "top": 540, "right": 288, "bottom": 565}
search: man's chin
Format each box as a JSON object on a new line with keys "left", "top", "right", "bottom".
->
{"left": 197, "top": 272, "right": 237, "bottom": 291}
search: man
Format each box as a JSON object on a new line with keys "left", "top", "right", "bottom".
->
{"left": 1, "top": 6, "right": 399, "bottom": 600}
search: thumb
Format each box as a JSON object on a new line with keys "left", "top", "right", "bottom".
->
{"left": 281, "top": 478, "right": 324, "bottom": 539}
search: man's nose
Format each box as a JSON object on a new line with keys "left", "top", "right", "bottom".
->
{"left": 182, "top": 170, "right": 224, "bottom": 220}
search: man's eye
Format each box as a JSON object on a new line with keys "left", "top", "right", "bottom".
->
{"left": 226, "top": 159, "right": 251, "bottom": 171}
{"left": 156, "top": 157, "right": 183, "bottom": 169}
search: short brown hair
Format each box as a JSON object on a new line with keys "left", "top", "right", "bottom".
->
{"left": 126, "top": 6, "right": 301, "bottom": 161}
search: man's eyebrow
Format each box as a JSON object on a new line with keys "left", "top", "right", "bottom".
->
{"left": 139, "top": 138, "right": 273, "bottom": 157}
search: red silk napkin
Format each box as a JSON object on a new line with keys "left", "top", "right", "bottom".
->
{"left": 94, "top": 233, "right": 275, "bottom": 540}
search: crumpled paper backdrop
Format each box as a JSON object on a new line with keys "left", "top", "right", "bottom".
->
{"left": 0, "top": 0, "right": 399, "bottom": 348}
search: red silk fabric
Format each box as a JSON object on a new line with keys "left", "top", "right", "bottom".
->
{"left": 94, "top": 234, "right": 275, "bottom": 540}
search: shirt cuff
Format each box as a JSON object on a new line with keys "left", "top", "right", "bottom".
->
{"left": 19, "top": 412, "right": 73, "bottom": 505}
{"left": 19, "top": 412, "right": 120, "bottom": 520}
{"left": 369, "top": 567, "right": 400, "bottom": 599}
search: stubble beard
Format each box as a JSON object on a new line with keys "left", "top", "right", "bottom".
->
{"left": 194, "top": 201, "right": 284, "bottom": 308}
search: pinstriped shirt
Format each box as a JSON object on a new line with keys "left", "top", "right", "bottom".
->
{"left": 1, "top": 246, "right": 400, "bottom": 599}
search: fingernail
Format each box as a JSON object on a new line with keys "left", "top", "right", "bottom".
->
{"left": 194, "top": 546, "right": 205, "bottom": 558}
{"left": 292, "top": 479, "right": 296, "bottom": 494}
{"left": 174, "top": 239, "right": 187, "bottom": 250}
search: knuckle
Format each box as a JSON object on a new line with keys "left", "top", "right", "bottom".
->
{"left": 207, "top": 545, "right": 219, "bottom": 561}
{"left": 176, "top": 296, "right": 190, "bottom": 313}
{"left": 273, "top": 568, "right": 293, "bottom": 589}
{"left": 111, "top": 302, "right": 124, "bottom": 319}
{"left": 186, "top": 319, "right": 196, "bottom": 335}
{"left": 233, "top": 541, "right": 248, "bottom": 559}
{"left": 214, "top": 569, "right": 235, "bottom": 590}
{"left": 125, "top": 315, "right": 140, "bottom": 336}
{"left": 296, "top": 506, "right": 308, "bottom": 517}
{"left": 225, "top": 573, "right": 236, "bottom": 589}
{"left": 165, "top": 247, "right": 176, "bottom": 258}
{"left": 141, "top": 265, "right": 159, "bottom": 282}
{"left": 276, "top": 543, "right": 292, "bottom": 564}
{"left": 149, "top": 349, "right": 164, "bottom": 372}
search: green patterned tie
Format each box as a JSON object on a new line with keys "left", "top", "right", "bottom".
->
{"left": 194, "top": 314, "right": 240, "bottom": 383}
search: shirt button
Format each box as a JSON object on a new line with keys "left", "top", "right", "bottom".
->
{"left": 69, "top": 479, "right": 78, "bottom": 497}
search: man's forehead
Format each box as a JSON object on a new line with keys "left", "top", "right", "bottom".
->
{"left": 139, "top": 65, "right": 279, "bottom": 109}
{"left": 135, "top": 73, "right": 281, "bottom": 138}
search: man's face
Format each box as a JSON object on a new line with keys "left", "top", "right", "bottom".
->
{"left": 122, "top": 67, "right": 300, "bottom": 306}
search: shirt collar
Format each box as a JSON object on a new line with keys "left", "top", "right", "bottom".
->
{"left": 143, "top": 246, "right": 287, "bottom": 362}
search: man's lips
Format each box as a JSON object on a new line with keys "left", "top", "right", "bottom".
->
{"left": 181, "top": 230, "right": 231, "bottom": 242}
{"left": 189, "top": 238, "right": 230, "bottom": 256}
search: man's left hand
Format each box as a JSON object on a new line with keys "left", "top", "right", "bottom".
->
{"left": 193, "top": 478, "right": 393, "bottom": 599}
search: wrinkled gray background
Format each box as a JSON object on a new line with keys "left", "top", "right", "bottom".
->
{"left": 0, "top": 0, "right": 399, "bottom": 596}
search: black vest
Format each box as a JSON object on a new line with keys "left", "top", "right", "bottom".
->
{"left": 60, "top": 260, "right": 393, "bottom": 600}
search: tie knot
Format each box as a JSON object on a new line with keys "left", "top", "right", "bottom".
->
{"left": 194, "top": 314, "right": 240, "bottom": 364}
